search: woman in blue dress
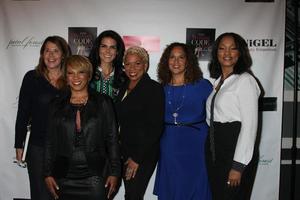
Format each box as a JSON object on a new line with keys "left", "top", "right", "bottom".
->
{"left": 154, "top": 42, "right": 212, "bottom": 200}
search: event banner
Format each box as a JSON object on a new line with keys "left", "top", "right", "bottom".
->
{"left": 0, "top": 0, "right": 284, "bottom": 199}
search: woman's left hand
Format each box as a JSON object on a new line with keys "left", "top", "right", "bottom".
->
{"left": 105, "top": 176, "right": 118, "bottom": 199}
{"left": 227, "top": 169, "right": 242, "bottom": 187}
{"left": 124, "top": 158, "right": 139, "bottom": 180}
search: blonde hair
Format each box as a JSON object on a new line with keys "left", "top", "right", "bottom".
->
{"left": 124, "top": 46, "right": 149, "bottom": 68}
{"left": 65, "top": 55, "right": 93, "bottom": 81}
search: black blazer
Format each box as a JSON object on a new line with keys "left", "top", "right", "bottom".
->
{"left": 44, "top": 89, "right": 121, "bottom": 179}
{"left": 115, "top": 73, "right": 165, "bottom": 164}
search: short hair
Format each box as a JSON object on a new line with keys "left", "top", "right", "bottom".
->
{"left": 36, "top": 36, "right": 71, "bottom": 76}
{"left": 157, "top": 42, "right": 203, "bottom": 85}
{"left": 208, "top": 32, "right": 252, "bottom": 78}
{"left": 65, "top": 55, "right": 93, "bottom": 81}
{"left": 124, "top": 46, "right": 149, "bottom": 69}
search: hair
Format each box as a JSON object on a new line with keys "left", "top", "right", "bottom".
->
{"left": 89, "top": 30, "right": 126, "bottom": 88}
{"left": 35, "top": 36, "right": 71, "bottom": 77}
{"left": 157, "top": 42, "right": 203, "bottom": 85}
{"left": 123, "top": 46, "right": 149, "bottom": 69}
{"left": 208, "top": 32, "right": 252, "bottom": 78}
{"left": 35, "top": 36, "right": 71, "bottom": 89}
{"left": 65, "top": 55, "right": 93, "bottom": 81}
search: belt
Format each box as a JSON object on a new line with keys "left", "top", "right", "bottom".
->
{"left": 165, "top": 120, "right": 206, "bottom": 131}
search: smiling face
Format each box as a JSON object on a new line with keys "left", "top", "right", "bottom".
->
{"left": 66, "top": 65, "right": 90, "bottom": 93}
{"left": 124, "top": 53, "right": 147, "bottom": 84}
{"left": 217, "top": 36, "right": 240, "bottom": 72}
{"left": 168, "top": 46, "right": 187, "bottom": 78}
{"left": 43, "top": 41, "right": 63, "bottom": 70}
{"left": 98, "top": 37, "right": 117, "bottom": 65}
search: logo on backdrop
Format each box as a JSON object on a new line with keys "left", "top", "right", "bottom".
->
{"left": 68, "top": 27, "right": 97, "bottom": 57}
{"left": 123, "top": 36, "right": 160, "bottom": 52}
{"left": 6, "top": 36, "right": 43, "bottom": 49}
{"left": 246, "top": 38, "right": 277, "bottom": 52}
{"left": 259, "top": 155, "right": 274, "bottom": 166}
{"left": 186, "top": 28, "right": 216, "bottom": 61}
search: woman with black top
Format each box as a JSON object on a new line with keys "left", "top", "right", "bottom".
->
{"left": 205, "top": 32, "right": 261, "bottom": 200}
{"left": 115, "top": 46, "right": 165, "bottom": 200}
{"left": 44, "top": 55, "right": 120, "bottom": 200}
{"left": 89, "top": 30, "right": 127, "bottom": 100}
{"left": 14, "top": 36, "right": 71, "bottom": 200}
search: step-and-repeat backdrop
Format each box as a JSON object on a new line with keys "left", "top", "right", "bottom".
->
{"left": 0, "top": 0, "right": 285, "bottom": 199}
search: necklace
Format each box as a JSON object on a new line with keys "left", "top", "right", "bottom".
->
{"left": 167, "top": 84, "right": 186, "bottom": 124}
{"left": 70, "top": 95, "right": 88, "bottom": 105}
{"left": 98, "top": 66, "right": 114, "bottom": 80}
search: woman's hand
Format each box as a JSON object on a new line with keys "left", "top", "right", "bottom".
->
{"left": 15, "top": 148, "right": 23, "bottom": 161}
{"left": 227, "top": 169, "right": 242, "bottom": 187}
{"left": 45, "top": 176, "right": 59, "bottom": 199}
{"left": 105, "top": 176, "right": 118, "bottom": 199}
{"left": 124, "top": 158, "right": 139, "bottom": 180}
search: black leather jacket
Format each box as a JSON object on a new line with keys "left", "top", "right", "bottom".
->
{"left": 44, "top": 89, "right": 121, "bottom": 179}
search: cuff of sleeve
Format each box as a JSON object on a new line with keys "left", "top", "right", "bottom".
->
{"left": 110, "top": 172, "right": 121, "bottom": 177}
{"left": 232, "top": 160, "right": 246, "bottom": 173}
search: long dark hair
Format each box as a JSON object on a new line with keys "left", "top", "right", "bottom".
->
{"left": 157, "top": 42, "right": 203, "bottom": 85}
{"left": 89, "top": 30, "right": 126, "bottom": 88}
{"left": 208, "top": 32, "right": 252, "bottom": 78}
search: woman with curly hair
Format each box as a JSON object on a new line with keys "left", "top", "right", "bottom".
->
{"left": 154, "top": 42, "right": 212, "bottom": 200}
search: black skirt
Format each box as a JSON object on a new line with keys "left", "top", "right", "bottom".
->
{"left": 205, "top": 121, "right": 258, "bottom": 200}
{"left": 56, "top": 146, "right": 106, "bottom": 200}
{"left": 56, "top": 176, "right": 106, "bottom": 200}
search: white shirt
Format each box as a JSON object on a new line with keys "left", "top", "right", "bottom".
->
{"left": 206, "top": 72, "right": 261, "bottom": 166}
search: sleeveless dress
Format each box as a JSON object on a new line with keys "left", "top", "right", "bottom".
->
{"left": 154, "top": 79, "right": 212, "bottom": 200}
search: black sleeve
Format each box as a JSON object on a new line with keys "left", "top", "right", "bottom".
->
{"left": 131, "top": 83, "right": 165, "bottom": 164}
{"left": 102, "top": 96, "right": 121, "bottom": 177}
{"left": 43, "top": 100, "right": 58, "bottom": 177}
{"left": 15, "top": 71, "right": 34, "bottom": 148}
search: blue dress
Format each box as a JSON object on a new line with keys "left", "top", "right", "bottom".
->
{"left": 154, "top": 79, "right": 212, "bottom": 200}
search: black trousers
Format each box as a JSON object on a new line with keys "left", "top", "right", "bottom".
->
{"left": 205, "top": 122, "right": 258, "bottom": 200}
{"left": 27, "top": 145, "right": 52, "bottom": 200}
{"left": 123, "top": 158, "right": 157, "bottom": 200}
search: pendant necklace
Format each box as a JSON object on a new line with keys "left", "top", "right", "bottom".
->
{"left": 168, "top": 83, "right": 186, "bottom": 124}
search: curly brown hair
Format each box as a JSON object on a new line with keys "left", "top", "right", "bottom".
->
{"left": 157, "top": 42, "right": 202, "bottom": 85}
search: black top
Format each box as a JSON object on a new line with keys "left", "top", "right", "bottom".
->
{"left": 66, "top": 104, "right": 92, "bottom": 178}
{"left": 44, "top": 89, "right": 121, "bottom": 178}
{"left": 115, "top": 73, "right": 165, "bottom": 164}
{"left": 15, "top": 70, "right": 62, "bottom": 148}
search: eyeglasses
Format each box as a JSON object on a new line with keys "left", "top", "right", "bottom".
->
{"left": 13, "top": 158, "right": 27, "bottom": 168}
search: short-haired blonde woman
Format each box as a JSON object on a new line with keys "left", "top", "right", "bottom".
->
{"left": 115, "top": 46, "right": 165, "bottom": 200}
{"left": 44, "top": 55, "right": 121, "bottom": 200}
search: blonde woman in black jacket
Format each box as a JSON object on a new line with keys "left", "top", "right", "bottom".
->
{"left": 115, "top": 46, "right": 165, "bottom": 200}
{"left": 44, "top": 55, "right": 120, "bottom": 200}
